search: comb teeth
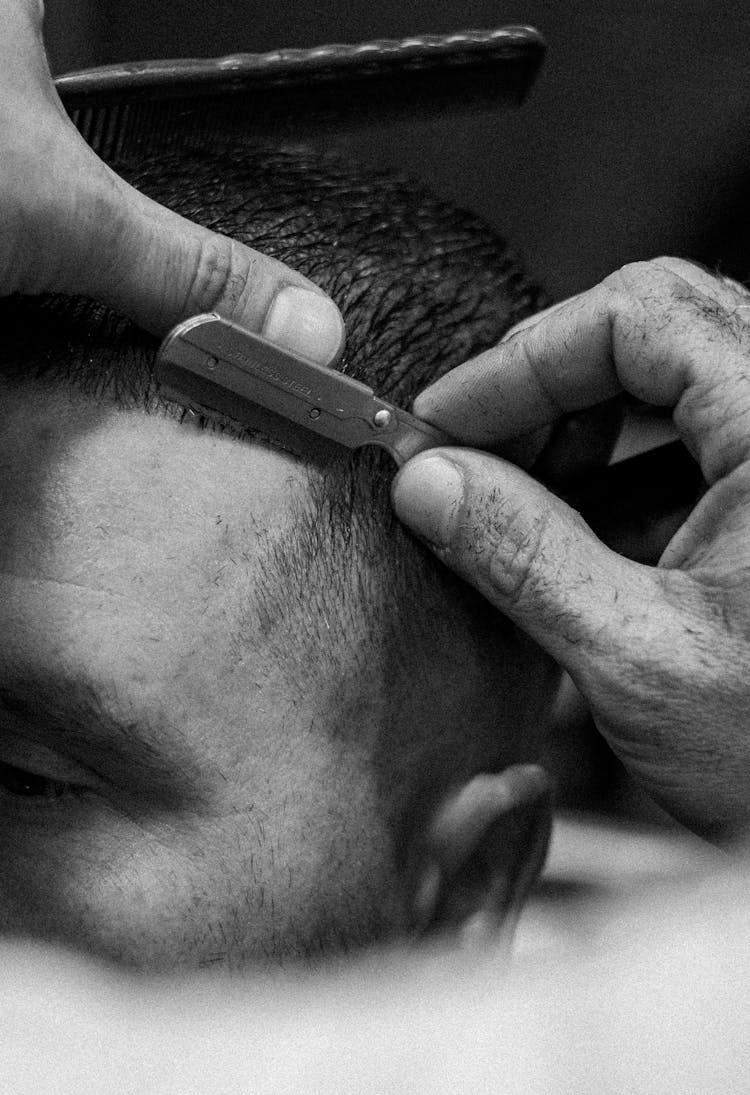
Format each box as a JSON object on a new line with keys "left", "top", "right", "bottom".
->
{"left": 56, "top": 27, "right": 544, "bottom": 157}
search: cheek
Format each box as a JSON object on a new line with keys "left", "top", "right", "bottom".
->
{"left": 226, "top": 733, "right": 406, "bottom": 958}
{"left": 0, "top": 745, "right": 402, "bottom": 970}
{"left": 0, "top": 812, "right": 232, "bottom": 969}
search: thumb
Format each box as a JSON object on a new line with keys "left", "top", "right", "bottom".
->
{"left": 50, "top": 143, "right": 345, "bottom": 361}
{"left": 390, "top": 448, "right": 667, "bottom": 681}
{"left": 0, "top": 0, "right": 343, "bottom": 358}
{"left": 392, "top": 450, "right": 750, "bottom": 838}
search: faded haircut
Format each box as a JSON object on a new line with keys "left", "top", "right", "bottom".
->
{"left": 0, "top": 138, "right": 547, "bottom": 773}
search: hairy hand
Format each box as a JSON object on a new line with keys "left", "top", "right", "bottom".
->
{"left": 0, "top": 0, "right": 343, "bottom": 355}
{"left": 392, "top": 257, "right": 750, "bottom": 841}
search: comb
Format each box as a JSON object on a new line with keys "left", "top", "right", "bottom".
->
{"left": 55, "top": 28, "right": 545, "bottom": 159}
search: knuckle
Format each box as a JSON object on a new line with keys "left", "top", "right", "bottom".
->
{"left": 599, "top": 262, "right": 654, "bottom": 336}
{"left": 183, "top": 236, "right": 258, "bottom": 317}
{"left": 512, "top": 331, "right": 566, "bottom": 417}
{"left": 603, "top": 258, "right": 665, "bottom": 298}
{"left": 602, "top": 257, "right": 750, "bottom": 404}
{"left": 474, "top": 497, "right": 604, "bottom": 649}
{"left": 604, "top": 256, "right": 704, "bottom": 307}
{"left": 486, "top": 506, "right": 551, "bottom": 609}
{"left": 484, "top": 504, "right": 588, "bottom": 628}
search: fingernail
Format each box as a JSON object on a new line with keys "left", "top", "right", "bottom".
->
{"left": 262, "top": 286, "right": 344, "bottom": 366}
{"left": 391, "top": 454, "right": 464, "bottom": 548}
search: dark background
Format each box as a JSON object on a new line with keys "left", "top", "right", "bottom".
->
{"left": 46, "top": 0, "right": 750, "bottom": 303}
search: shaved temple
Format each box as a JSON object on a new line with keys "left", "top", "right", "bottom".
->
{"left": 0, "top": 138, "right": 548, "bottom": 778}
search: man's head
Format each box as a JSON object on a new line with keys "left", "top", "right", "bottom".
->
{"left": 0, "top": 138, "right": 559, "bottom": 969}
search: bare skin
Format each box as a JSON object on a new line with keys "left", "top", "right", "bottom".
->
{"left": 0, "top": 382, "right": 556, "bottom": 968}
{"left": 393, "top": 257, "right": 750, "bottom": 840}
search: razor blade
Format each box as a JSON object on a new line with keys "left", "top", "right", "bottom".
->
{"left": 154, "top": 313, "right": 453, "bottom": 465}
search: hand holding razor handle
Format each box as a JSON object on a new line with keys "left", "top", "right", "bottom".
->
{"left": 155, "top": 313, "right": 699, "bottom": 535}
{"left": 155, "top": 313, "right": 453, "bottom": 466}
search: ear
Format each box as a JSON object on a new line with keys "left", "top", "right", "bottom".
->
{"left": 409, "top": 765, "right": 553, "bottom": 950}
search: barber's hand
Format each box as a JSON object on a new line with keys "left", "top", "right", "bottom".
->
{"left": 392, "top": 257, "right": 750, "bottom": 841}
{"left": 1, "top": 0, "right": 343, "bottom": 358}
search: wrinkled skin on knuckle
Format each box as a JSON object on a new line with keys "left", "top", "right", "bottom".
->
{"left": 599, "top": 263, "right": 672, "bottom": 401}
{"left": 483, "top": 500, "right": 553, "bottom": 610}
{"left": 602, "top": 259, "right": 750, "bottom": 424}
{"left": 183, "top": 235, "right": 259, "bottom": 318}
{"left": 513, "top": 333, "right": 565, "bottom": 419}
{"left": 456, "top": 489, "right": 597, "bottom": 649}
{"left": 449, "top": 486, "right": 529, "bottom": 598}
{"left": 602, "top": 258, "right": 676, "bottom": 307}
{"left": 636, "top": 256, "right": 750, "bottom": 345}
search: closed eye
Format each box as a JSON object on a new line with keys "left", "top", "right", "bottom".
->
{"left": 0, "top": 727, "right": 95, "bottom": 812}
{"left": 0, "top": 759, "right": 78, "bottom": 803}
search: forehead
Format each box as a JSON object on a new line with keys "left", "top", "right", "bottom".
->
{"left": 0, "top": 383, "right": 306, "bottom": 570}
{"left": 0, "top": 383, "right": 311, "bottom": 738}
{"left": 0, "top": 378, "right": 306, "bottom": 569}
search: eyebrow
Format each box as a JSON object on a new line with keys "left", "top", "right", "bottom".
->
{"left": 0, "top": 674, "right": 214, "bottom": 809}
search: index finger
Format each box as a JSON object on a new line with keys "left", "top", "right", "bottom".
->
{"left": 414, "top": 257, "right": 750, "bottom": 485}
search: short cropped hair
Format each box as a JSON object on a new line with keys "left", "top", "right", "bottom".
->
{"left": 0, "top": 138, "right": 547, "bottom": 789}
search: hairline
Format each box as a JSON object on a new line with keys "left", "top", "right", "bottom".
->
{"left": 0, "top": 137, "right": 546, "bottom": 748}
